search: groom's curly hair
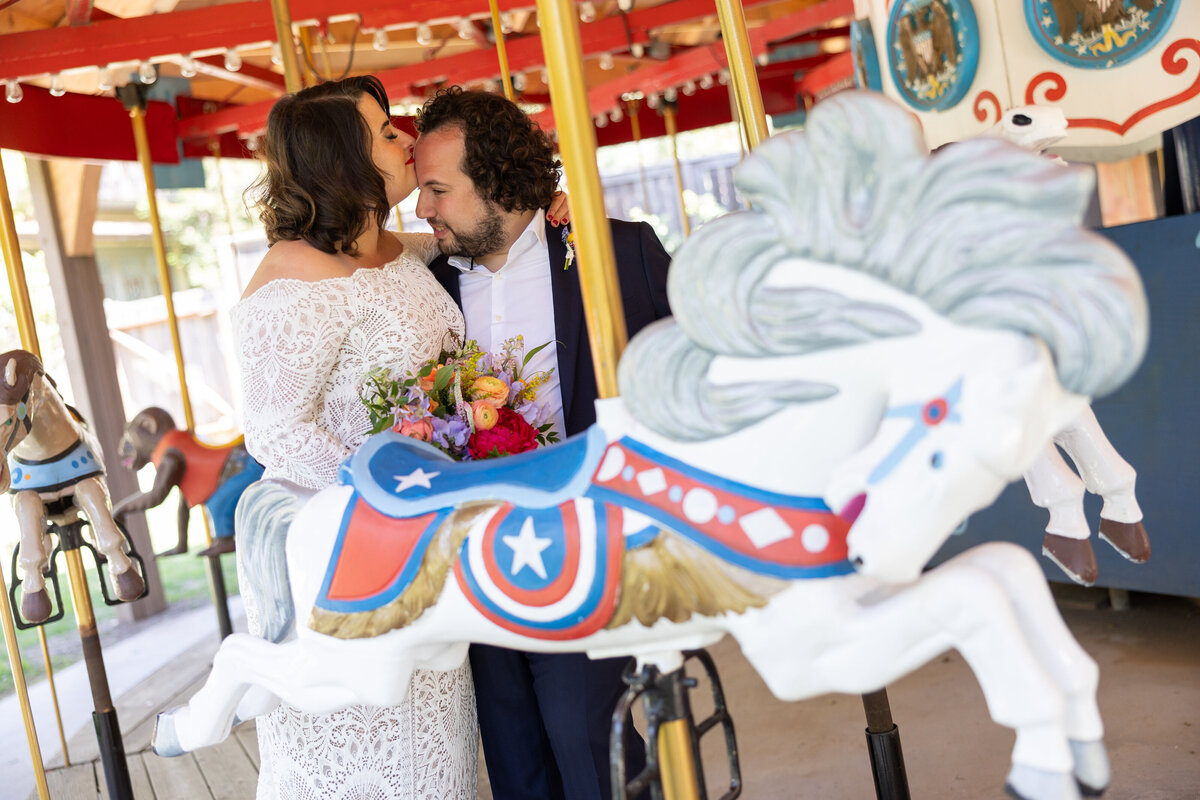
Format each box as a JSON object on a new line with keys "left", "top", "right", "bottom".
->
{"left": 415, "top": 87, "right": 560, "bottom": 212}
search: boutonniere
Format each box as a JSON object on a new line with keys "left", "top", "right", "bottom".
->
{"left": 561, "top": 225, "right": 576, "bottom": 271}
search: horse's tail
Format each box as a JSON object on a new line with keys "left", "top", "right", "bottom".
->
{"left": 235, "top": 479, "right": 302, "bottom": 643}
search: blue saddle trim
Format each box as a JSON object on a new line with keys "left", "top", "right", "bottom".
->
{"left": 624, "top": 525, "right": 659, "bottom": 550}
{"left": 8, "top": 439, "right": 104, "bottom": 494}
{"left": 342, "top": 426, "right": 607, "bottom": 518}
{"left": 587, "top": 484, "right": 855, "bottom": 580}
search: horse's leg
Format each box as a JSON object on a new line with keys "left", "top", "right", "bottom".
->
{"left": 956, "top": 543, "right": 1107, "bottom": 795}
{"left": 156, "top": 633, "right": 421, "bottom": 755}
{"left": 1024, "top": 443, "right": 1098, "bottom": 585}
{"left": 733, "top": 568, "right": 1080, "bottom": 800}
{"left": 1054, "top": 407, "right": 1149, "bottom": 562}
{"left": 73, "top": 476, "right": 145, "bottom": 601}
{"left": 13, "top": 490, "right": 54, "bottom": 623}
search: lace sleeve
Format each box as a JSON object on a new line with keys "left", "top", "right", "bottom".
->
{"left": 395, "top": 232, "right": 440, "bottom": 265}
{"left": 232, "top": 281, "right": 355, "bottom": 489}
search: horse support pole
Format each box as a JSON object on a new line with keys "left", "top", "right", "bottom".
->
{"left": 120, "top": 85, "right": 233, "bottom": 641}
{"left": 862, "top": 688, "right": 911, "bottom": 800}
{"left": 60, "top": 520, "right": 134, "bottom": 799}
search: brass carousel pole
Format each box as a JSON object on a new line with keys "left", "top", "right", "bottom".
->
{"left": 627, "top": 101, "right": 653, "bottom": 218}
{"left": 269, "top": 0, "right": 304, "bottom": 94}
{"left": 120, "top": 88, "right": 233, "bottom": 641}
{"left": 662, "top": 103, "right": 691, "bottom": 238}
{"left": 538, "top": 1, "right": 698, "bottom": 796}
{"left": 0, "top": 149, "right": 51, "bottom": 800}
{"left": 713, "top": 0, "right": 768, "bottom": 149}
{"left": 488, "top": 0, "right": 515, "bottom": 101}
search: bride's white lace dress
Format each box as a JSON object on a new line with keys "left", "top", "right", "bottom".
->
{"left": 231, "top": 233, "right": 477, "bottom": 800}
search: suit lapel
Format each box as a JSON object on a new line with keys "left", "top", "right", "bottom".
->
{"left": 429, "top": 256, "right": 463, "bottom": 308}
{"left": 547, "top": 219, "right": 582, "bottom": 423}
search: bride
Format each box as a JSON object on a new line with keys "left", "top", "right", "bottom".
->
{"left": 231, "top": 76, "right": 567, "bottom": 799}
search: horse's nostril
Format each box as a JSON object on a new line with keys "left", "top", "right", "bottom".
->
{"left": 852, "top": 556, "right": 864, "bottom": 567}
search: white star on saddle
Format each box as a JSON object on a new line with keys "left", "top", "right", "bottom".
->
{"left": 393, "top": 467, "right": 440, "bottom": 493}
{"left": 503, "top": 517, "right": 553, "bottom": 580}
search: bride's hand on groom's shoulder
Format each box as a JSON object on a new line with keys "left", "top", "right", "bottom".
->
{"left": 548, "top": 192, "right": 570, "bottom": 226}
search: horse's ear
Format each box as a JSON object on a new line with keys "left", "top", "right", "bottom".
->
{"left": 141, "top": 413, "right": 158, "bottom": 436}
{"left": 3, "top": 358, "right": 15, "bottom": 388}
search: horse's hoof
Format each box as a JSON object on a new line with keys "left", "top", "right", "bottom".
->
{"left": 1098, "top": 519, "right": 1150, "bottom": 563}
{"left": 112, "top": 568, "right": 145, "bottom": 602}
{"left": 197, "top": 538, "right": 237, "bottom": 558}
{"left": 1042, "top": 534, "right": 1098, "bottom": 586}
{"left": 151, "top": 710, "right": 185, "bottom": 757}
{"left": 1005, "top": 764, "right": 1082, "bottom": 800}
{"left": 1070, "top": 740, "right": 1110, "bottom": 797}
{"left": 21, "top": 589, "right": 53, "bottom": 624}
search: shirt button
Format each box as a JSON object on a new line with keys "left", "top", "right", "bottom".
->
{"left": 495, "top": 314, "right": 502, "bottom": 321}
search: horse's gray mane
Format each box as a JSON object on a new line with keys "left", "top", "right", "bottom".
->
{"left": 621, "top": 91, "right": 1148, "bottom": 441}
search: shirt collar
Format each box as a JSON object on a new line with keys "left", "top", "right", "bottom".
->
{"left": 448, "top": 210, "right": 547, "bottom": 274}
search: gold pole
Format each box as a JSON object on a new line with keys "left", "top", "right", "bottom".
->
{"left": 129, "top": 106, "right": 196, "bottom": 433}
{"left": 268, "top": 0, "right": 304, "bottom": 94}
{"left": 298, "top": 26, "right": 320, "bottom": 86}
{"left": 488, "top": 0, "right": 515, "bottom": 101}
{"left": 393, "top": 205, "right": 405, "bottom": 231}
{"left": 658, "top": 718, "right": 702, "bottom": 800}
{"left": 0, "top": 152, "right": 52, "bottom": 800}
{"left": 713, "top": 0, "right": 768, "bottom": 149}
{"left": 663, "top": 105, "right": 690, "bottom": 237}
{"left": 537, "top": 0, "right": 627, "bottom": 397}
{"left": 628, "top": 101, "right": 652, "bottom": 216}
{"left": 37, "top": 630, "right": 70, "bottom": 765}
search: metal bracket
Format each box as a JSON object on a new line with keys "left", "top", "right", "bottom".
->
{"left": 612, "top": 649, "right": 742, "bottom": 800}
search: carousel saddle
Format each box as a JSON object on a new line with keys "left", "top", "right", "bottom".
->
{"left": 339, "top": 426, "right": 609, "bottom": 520}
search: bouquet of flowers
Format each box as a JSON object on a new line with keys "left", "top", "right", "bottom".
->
{"left": 361, "top": 336, "right": 560, "bottom": 461}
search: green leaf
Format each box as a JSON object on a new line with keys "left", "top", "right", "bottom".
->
{"left": 522, "top": 341, "right": 552, "bottom": 368}
{"left": 418, "top": 363, "right": 434, "bottom": 378}
{"left": 433, "top": 365, "right": 455, "bottom": 394}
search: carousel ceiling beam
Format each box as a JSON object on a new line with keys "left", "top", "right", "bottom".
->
{"left": 0, "top": 0, "right": 537, "bottom": 81}
{"left": 797, "top": 49, "right": 852, "bottom": 98}
{"left": 190, "top": 55, "right": 287, "bottom": 95}
{"left": 176, "top": 0, "right": 792, "bottom": 141}
{"left": 537, "top": 0, "right": 851, "bottom": 125}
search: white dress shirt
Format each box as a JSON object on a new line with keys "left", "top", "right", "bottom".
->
{"left": 449, "top": 211, "right": 566, "bottom": 440}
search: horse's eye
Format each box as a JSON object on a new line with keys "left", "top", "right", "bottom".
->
{"left": 1013, "top": 114, "right": 1032, "bottom": 126}
{"left": 930, "top": 451, "right": 944, "bottom": 469}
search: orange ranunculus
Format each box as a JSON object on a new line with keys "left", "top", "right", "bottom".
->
{"left": 471, "top": 375, "right": 510, "bottom": 407}
{"left": 472, "top": 400, "right": 499, "bottom": 431}
{"left": 399, "top": 417, "right": 434, "bottom": 442}
{"left": 419, "top": 364, "right": 444, "bottom": 392}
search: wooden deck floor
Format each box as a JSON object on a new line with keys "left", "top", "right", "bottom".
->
{"left": 28, "top": 637, "right": 259, "bottom": 800}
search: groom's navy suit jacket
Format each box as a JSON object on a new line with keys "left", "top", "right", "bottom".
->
{"left": 429, "top": 217, "right": 672, "bottom": 436}
{"left": 428, "top": 217, "right": 672, "bottom": 800}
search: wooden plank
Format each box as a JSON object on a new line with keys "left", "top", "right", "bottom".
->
{"left": 97, "top": 750, "right": 156, "bottom": 800}
{"left": 122, "top": 670, "right": 213, "bottom": 755}
{"left": 193, "top": 735, "right": 258, "bottom": 799}
{"left": 57, "top": 646, "right": 215, "bottom": 765}
{"left": 31, "top": 763, "right": 98, "bottom": 800}
{"left": 234, "top": 721, "right": 259, "bottom": 771}
{"left": 143, "top": 751, "right": 212, "bottom": 799}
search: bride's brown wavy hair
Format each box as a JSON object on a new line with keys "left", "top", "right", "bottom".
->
{"left": 250, "top": 76, "right": 392, "bottom": 255}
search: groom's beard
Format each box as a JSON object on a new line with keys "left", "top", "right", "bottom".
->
{"left": 435, "top": 203, "right": 507, "bottom": 258}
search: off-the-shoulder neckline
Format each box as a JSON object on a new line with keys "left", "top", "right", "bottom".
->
{"left": 233, "top": 245, "right": 424, "bottom": 308}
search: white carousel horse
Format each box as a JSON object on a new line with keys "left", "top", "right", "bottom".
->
{"left": 154, "top": 92, "right": 1148, "bottom": 800}
{"left": 983, "top": 104, "right": 1151, "bottom": 584}
{"left": 0, "top": 350, "right": 146, "bottom": 622}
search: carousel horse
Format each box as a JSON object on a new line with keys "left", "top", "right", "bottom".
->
{"left": 154, "top": 92, "right": 1149, "bottom": 800}
{"left": 0, "top": 350, "right": 146, "bottom": 623}
{"left": 113, "top": 407, "right": 264, "bottom": 557}
{"left": 984, "top": 104, "right": 1151, "bottom": 584}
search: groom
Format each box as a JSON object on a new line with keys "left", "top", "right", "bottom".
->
{"left": 414, "top": 86, "right": 671, "bottom": 800}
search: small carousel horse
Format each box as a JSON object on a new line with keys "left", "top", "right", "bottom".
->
{"left": 1, "top": 350, "right": 145, "bottom": 623}
{"left": 113, "top": 407, "right": 264, "bottom": 557}
{"left": 155, "top": 93, "right": 1149, "bottom": 800}
{"left": 983, "top": 104, "right": 1151, "bottom": 584}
